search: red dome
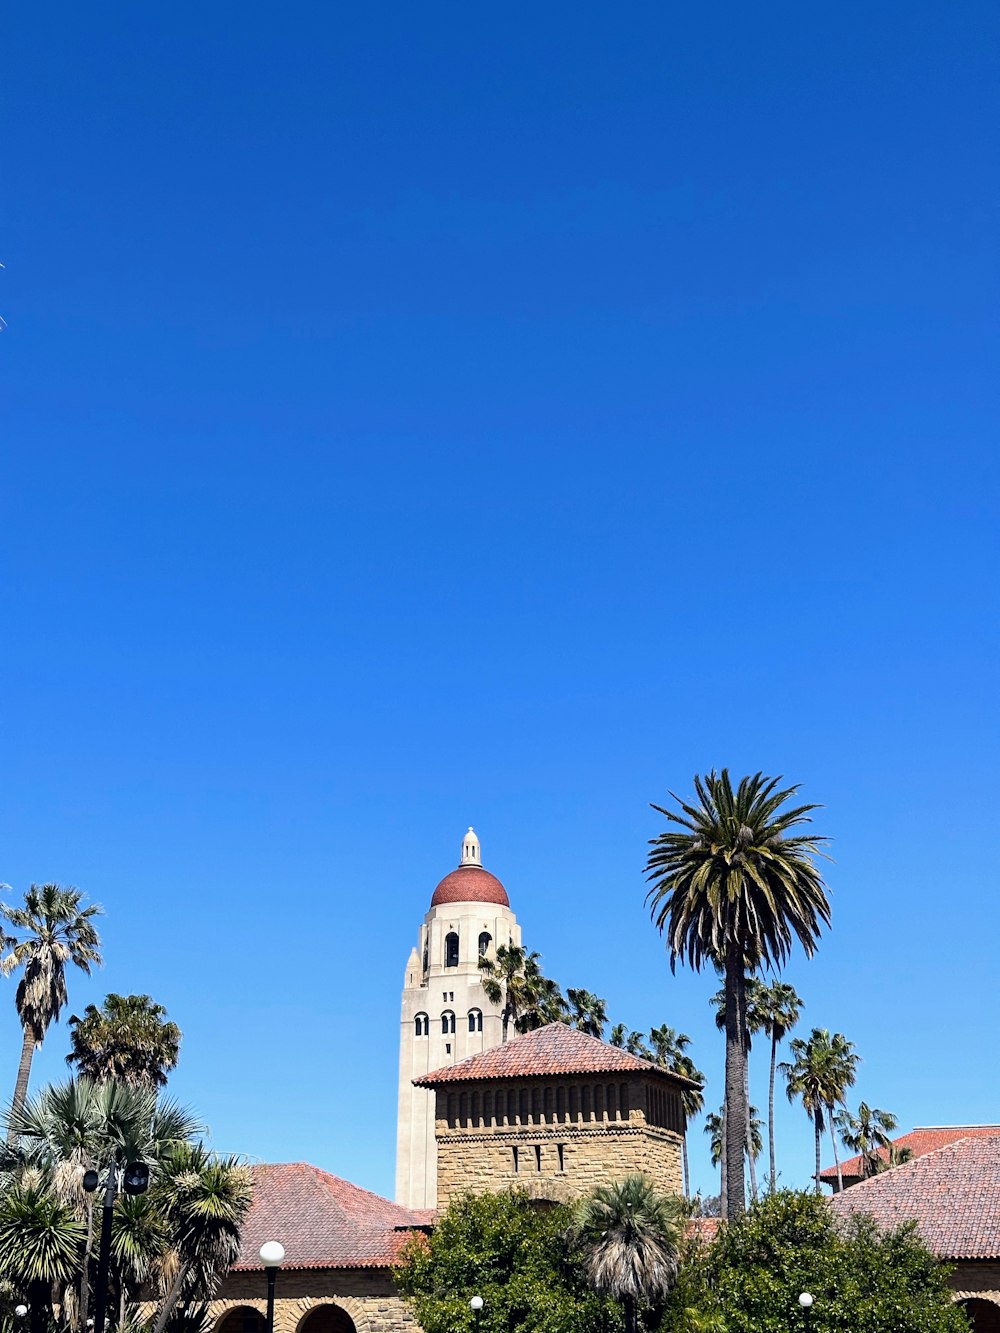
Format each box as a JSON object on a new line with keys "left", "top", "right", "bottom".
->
{"left": 431, "top": 865, "right": 510, "bottom": 909}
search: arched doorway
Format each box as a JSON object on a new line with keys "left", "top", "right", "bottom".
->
{"left": 297, "top": 1306, "right": 357, "bottom": 1333}
{"left": 959, "top": 1299, "right": 1000, "bottom": 1333}
{"left": 216, "top": 1308, "right": 265, "bottom": 1333}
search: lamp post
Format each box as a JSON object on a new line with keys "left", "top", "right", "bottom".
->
{"left": 798, "top": 1292, "right": 814, "bottom": 1332}
{"left": 469, "top": 1297, "right": 483, "bottom": 1333}
{"left": 259, "top": 1241, "right": 286, "bottom": 1333}
{"left": 83, "top": 1160, "right": 150, "bottom": 1333}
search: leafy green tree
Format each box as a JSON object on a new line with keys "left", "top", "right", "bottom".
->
{"left": 835, "top": 1102, "right": 899, "bottom": 1179}
{"left": 1, "top": 885, "right": 103, "bottom": 1135}
{"left": 755, "top": 980, "right": 803, "bottom": 1191}
{"left": 646, "top": 771, "right": 830, "bottom": 1219}
{"left": 782, "top": 1028, "right": 858, "bottom": 1193}
{"left": 396, "top": 1189, "right": 618, "bottom": 1333}
{"left": 661, "top": 1190, "right": 967, "bottom": 1333}
{"left": 566, "top": 989, "right": 608, "bottom": 1039}
{"left": 571, "top": 1176, "right": 685, "bottom": 1333}
{"left": 67, "top": 994, "right": 181, "bottom": 1090}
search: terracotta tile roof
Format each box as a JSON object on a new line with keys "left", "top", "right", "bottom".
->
{"left": 820, "top": 1126, "right": 1000, "bottom": 1185}
{"left": 431, "top": 865, "right": 509, "bottom": 908}
{"left": 829, "top": 1134, "right": 1000, "bottom": 1259}
{"left": 231, "top": 1163, "right": 429, "bottom": 1271}
{"left": 413, "top": 1023, "right": 701, "bottom": 1088}
{"left": 686, "top": 1218, "right": 720, "bottom": 1243}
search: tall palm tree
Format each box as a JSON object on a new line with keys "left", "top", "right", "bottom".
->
{"left": 703, "top": 1110, "right": 725, "bottom": 1206}
{"left": 834, "top": 1102, "right": 899, "bottom": 1179}
{"left": 66, "top": 993, "right": 181, "bottom": 1089}
{"left": 781, "top": 1027, "right": 858, "bottom": 1192}
{"left": 756, "top": 980, "right": 803, "bottom": 1191}
{"left": 611, "top": 1025, "right": 653, "bottom": 1058}
{"left": 566, "top": 988, "right": 608, "bottom": 1039}
{"left": 710, "top": 979, "right": 766, "bottom": 1200}
{"left": 478, "top": 945, "right": 541, "bottom": 1042}
{"left": 570, "top": 1175, "right": 684, "bottom": 1333}
{"left": 1, "top": 884, "right": 103, "bottom": 1136}
{"left": 0, "top": 1173, "right": 87, "bottom": 1333}
{"left": 646, "top": 771, "right": 830, "bottom": 1219}
{"left": 704, "top": 1103, "right": 761, "bottom": 1199}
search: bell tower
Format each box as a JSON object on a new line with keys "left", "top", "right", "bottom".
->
{"left": 395, "top": 829, "right": 522, "bottom": 1209}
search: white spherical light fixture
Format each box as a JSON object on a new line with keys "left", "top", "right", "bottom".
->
{"left": 798, "top": 1293, "right": 814, "bottom": 1309}
{"left": 259, "top": 1240, "right": 286, "bottom": 1268}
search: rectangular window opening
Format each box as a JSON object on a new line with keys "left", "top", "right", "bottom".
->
{"left": 534, "top": 1144, "right": 542, "bottom": 1172}
{"left": 511, "top": 1146, "right": 519, "bottom": 1173}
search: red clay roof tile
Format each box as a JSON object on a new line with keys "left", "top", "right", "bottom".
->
{"left": 413, "top": 1023, "right": 701, "bottom": 1087}
{"left": 829, "top": 1134, "right": 1000, "bottom": 1260}
{"left": 820, "top": 1126, "right": 1000, "bottom": 1184}
{"left": 231, "top": 1164, "right": 428, "bottom": 1271}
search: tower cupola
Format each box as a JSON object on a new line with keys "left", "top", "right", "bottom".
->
{"left": 461, "top": 827, "right": 481, "bottom": 866}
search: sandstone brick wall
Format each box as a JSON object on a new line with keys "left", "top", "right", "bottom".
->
{"left": 209, "top": 1267, "right": 418, "bottom": 1333}
{"left": 436, "top": 1121, "right": 683, "bottom": 1205}
{"left": 949, "top": 1262, "right": 1000, "bottom": 1305}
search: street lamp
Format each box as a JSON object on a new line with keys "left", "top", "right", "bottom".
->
{"left": 14, "top": 1307, "right": 27, "bottom": 1319}
{"left": 470, "top": 1297, "right": 483, "bottom": 1333}
{"left": 84, "top": 1160, "right": 150, "bottom": 1333}
{"left": 799, "top": 1292, "right": 813, "bottom": 1331}
{"left": 259, "top": 1241, "right": 286, "bottom": 1333}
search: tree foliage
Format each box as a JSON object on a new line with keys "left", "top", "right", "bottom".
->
{"left": 660, "top": 1190, "right": 968, "bottom": 1333}
{"left": 67, "top": 994, "right": 181, "bottom": 1090}
{"left": 396, "top": 1190, "right": 620, "bottom": 1333}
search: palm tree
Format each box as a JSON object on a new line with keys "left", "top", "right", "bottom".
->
{"left": 671, "top": 1053, "right": 705, "bottom": 1199}
{"left": 709, "top": 979, "right": 766, "bottom": 1200}
{"left": 566, "top": 988, "right": 608, "bottom": 1039}
{"left": 1, "top": 884, "right": 103, "bottom": 1135}
{"left": 703, "top": 1110, "right": 725, "bottom": 1207}
{"left": 835, "top": 1102, "right": 899, "bottom": 1179}
{"left": 570, "top": 1175, "right": 684, "bottom": 1333}
{"left": 8, "top": 1077, "right": 202, "bottom": 1330}
{"left": 150, "top": 1144, "right": 254, "bottom": 1333}
{"left": 756, "top": 980, "right": 803, "bottom": 1191}
{"left": 514, "top": 974, "right": 568, "bottom": 1033}
{"left": 646, "top": 770, "right": 830, "bottom": 1219}
{"left": 478, "top": 944, "right": 540, "bottom": 1041}
{"left": 704, "top": 1103, "right": 761, "bottom": 1201}
{"left": 782, "top": 1027, "right": 858, "bottom": 1192}
{"left": 611, "top": 1025, "right": 653, "bottom": 1058}
{"left": 0, "top": 1172, "right": 86, "bottom": 1333}
{"left": 66, "top": 993, "right": 181, "bottom": 1089}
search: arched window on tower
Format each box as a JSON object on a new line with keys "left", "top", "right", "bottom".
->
{"left": 468, "top": 1008, "right": 483, "bottom": 1033}
{"left": 441, "top": 1010, "right": 456, "bottom": 1035}
{"left": 478, "top": 931, "right": 492, "bottom": 957}
{"left": 414, "top": 1013, "right": 429, "bottom": 1037}
{"left": 445, "top": 932, "right": 459, "bottom": 968}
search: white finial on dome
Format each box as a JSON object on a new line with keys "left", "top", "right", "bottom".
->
{"left": 461, "top": 827, "right": 481, "bottom": 867}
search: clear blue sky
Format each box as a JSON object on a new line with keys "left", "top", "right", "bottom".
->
{"left": 2, "top": 2, "right": 998, "bottom": 1202}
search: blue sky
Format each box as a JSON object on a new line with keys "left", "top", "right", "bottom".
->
{"left": 2, "top": 1, "right": 998, "bottom": 1201}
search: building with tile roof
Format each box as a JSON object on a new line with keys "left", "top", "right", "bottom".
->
{"left": 415, "top": 1022, "right": 695, "bottom": 1206}
{"left": 211, "top": 1164, "right": 429, "bottom": 1333}
{"left": 396, "top": 828, "right": 523, "bottom": 1209}
{"left": 820, "top": 1124, "right": 1000, "bottom": 1191}
{"left": 829, "top": 1134, "right": 1000, "bottom": 1333}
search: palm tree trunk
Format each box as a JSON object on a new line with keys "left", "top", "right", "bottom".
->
{"left": 723, "top": 951, "right": 747, "bottom": 1220}
{"left": 744, "top": 1062, "right": 758, "bottom": 1202}
{"left": 813, "top": 1113, "right": 822, "bottom": 1194}
{"left": 768, "top": 1030, "right": 778, "bottom": 1192}
{"left": 720, "top": 1105, "right": 727, "bottom": 1221}
{"left": 829, "top": 1109, "right": 843, "bottom": 1192}
{"left": 152, "top": 1262, "right": 190, "bottom": 1333}
{"left": 501, "top": 1005, "right": 509, "bottom": 1043}
{"left": 8, "top": 1027, "right": 37, "bottom": 1142}
{"left": 79, "top": 1194, "right": 95, "bottom": 1331}
{"left": 624, "top": 1295, "right": 637, "bottom": 1333}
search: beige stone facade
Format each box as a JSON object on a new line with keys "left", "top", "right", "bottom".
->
{"left": 430, "top": 1068, "right": 685, "bottom": 1207}
{"left": 211, "top": 1268, "right": 417, "bottom": 1333}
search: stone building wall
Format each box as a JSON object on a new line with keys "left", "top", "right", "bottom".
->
{"left": 210, "top": 1267, "right": 417, "bottom": 1333}
{"left": 433, "top": 1071, "right": 684, "bottom": 1205}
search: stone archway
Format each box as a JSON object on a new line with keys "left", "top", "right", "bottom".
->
{"left": 215, "top": 1308, "right": 266, "bottom": 1333}
{"left": 959, "top": 1299, "right": 1000, "bottom": 1333}
{"left": 296, "top": 1306, "right": 357, "bottom": 1333}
